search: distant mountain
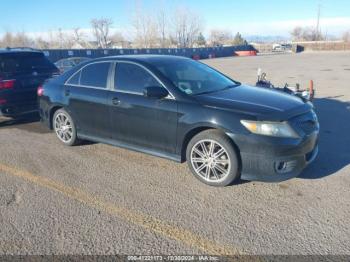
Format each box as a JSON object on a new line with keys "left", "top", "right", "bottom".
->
{"left": 244, "top": 35, "right": 291, "bottom": 43}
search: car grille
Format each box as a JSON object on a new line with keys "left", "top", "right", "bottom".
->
{"left": 290, "top": 110, "right": 319, "bottom": 135}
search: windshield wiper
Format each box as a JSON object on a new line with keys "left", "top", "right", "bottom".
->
{"left": 194, "top": 84, "right": 240, "bottom": 96}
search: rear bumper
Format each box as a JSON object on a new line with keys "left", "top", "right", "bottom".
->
{"left": 227, "top": 131, "right": 319, "bottom": 182}
{"left": 39, "top": 105, "right": 51, "bottom": 129}
{"left": 0, "top": 102, "right": 38, "bottom": 117}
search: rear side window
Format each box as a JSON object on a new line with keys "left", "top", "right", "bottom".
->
{"left": 67, "top": 71, "right": 81, "bottom": 85}
{"left": 79, "top": 62, "right": 110, "bottom": 88}
{"left": 0, "top": 52, "right": 57, "bottom": 74}
{"left": 62, "top": 60, "right": 73, "bottom": 67}
{"left": 115, "top": 62, "right": 161, "bottom": 94}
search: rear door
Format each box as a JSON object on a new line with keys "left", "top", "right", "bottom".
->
{"left": 0, "top": 52, "right": 58, "bottom": 114}
{"left": 65, "top": 61, "right": 112, "bottom": 139}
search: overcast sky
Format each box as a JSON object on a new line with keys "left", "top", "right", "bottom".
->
{"left": 1, "top": 0, "right": 350, "bottom": 38}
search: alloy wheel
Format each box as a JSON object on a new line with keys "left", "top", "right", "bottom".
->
{"left": 54, "top": 113, "right": 73, "bottom": 143}
{"left": 190, "top": 139, "right": 231, "bottom": 183}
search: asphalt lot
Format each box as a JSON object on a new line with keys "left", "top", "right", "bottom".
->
{"left": 0, "top": 51, "right": 349, "bottom": 255}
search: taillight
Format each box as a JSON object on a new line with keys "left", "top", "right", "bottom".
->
{"left": 37, "top": 85, "right": 44, "bottom": 97}
{"left": 0, "top": 79, "right": 15, "bottom": 90}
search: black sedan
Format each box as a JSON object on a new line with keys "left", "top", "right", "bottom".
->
{"left": 38, "top": 55, "right": 319, "bottom": 186}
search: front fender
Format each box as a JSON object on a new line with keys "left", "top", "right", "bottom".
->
{"left": 176, "top": 102, "right": 250, "bottom": 157}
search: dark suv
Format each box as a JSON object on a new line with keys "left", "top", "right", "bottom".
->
{"left": 39, "top": 55, "right": 319, "bottom": 186}
{"left": 0, "top": 48, "right": 58, "bottom": 118}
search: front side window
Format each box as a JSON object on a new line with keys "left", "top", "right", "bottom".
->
{"left": 78, "top": 62, "right": 110, "bottom": 88}
{"left": 115, "top": 62, "right": 161, "bottom": 94}
{"left": 151, "top": 59, "right": 240, "bottom": 95}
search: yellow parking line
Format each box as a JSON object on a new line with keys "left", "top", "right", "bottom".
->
{"left": 0, "top": 163, "right": 244, "bottom": 255}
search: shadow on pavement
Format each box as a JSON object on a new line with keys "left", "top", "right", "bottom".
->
{"left": 299, "top": 97, "right": 350, "bottom": 179}
{"left": 0, "top": 113, "right": 49, "bottom": 134}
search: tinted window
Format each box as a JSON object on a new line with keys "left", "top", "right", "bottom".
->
{"left": 80, "top": 62, "right": 110, "bottom": 88}
{"left": 67, "top": 71, "right": 81, "bottom": 85}
{"left": 0, "top": 52, "right": 57, "bottom": 74}
{"left": 152, "top": 59, "right": 239, "bottom": 95}
{"left": 115, "top": 63, "right": 161, "bottom": 94}
{"left": 62, "top": 60, "right": 73, "bottom": 67}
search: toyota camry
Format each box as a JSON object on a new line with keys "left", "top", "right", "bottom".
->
{"left": 39, "top": 55, "right": 319, "bottom": 186}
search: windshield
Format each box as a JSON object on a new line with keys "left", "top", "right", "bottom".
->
{"left": 151, "top": 59, "right": 240, "bottom": 95}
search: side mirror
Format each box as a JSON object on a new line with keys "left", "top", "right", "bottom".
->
{"left": 143, "top": 86, "right": 169, "bottom": 99}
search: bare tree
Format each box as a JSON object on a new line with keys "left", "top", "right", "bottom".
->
{"left": 110, "top": 32, "right": 129, "bottom": 48}
{"left": 45, "top": 29, "right": 74, "bottom": 49}
{"left": 343, "top": 31, "right": 350, "bottom": 42}
{"left": 291, "top": 26, "right": 303, "bottom": 41}
{"left": 157, "top": 8, "right": 168, "bottom": 48}
{"left": 34, "top": 37, "right": 50, "bottom": 49}
{"left": 290, "top": 26, "right": 325, "bottom": 42}
{"left": 208, "top": 29, "right": 232, "bottom": 46}
{"left": 57, "top": 28, "right": 65, "bottom": 48}
{"left": 72, "top": 27, "right": 86, "bottom": 47}
{"left": 132, "top": 4, "right": 159, "bottom": 48}
{"left": 302, "top": 27, "right": 323, "bottom": 41}
{"left": 172, "top": 7, "right": 203, "bottom": 48}
{"left": 14, "top": 32, "right": 34, "bottom": 47}
{"left": 91, "top": 18, "right": 113, "bottom": 48}
{"left": 0, "top": 31, "right": 34, "bottom": 48}
{"left": 0, "top": 32, "right": 14, "bottom": 47}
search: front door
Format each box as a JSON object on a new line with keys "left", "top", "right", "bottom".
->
{"left": 109, "top": 62, "right": 178, "bottom": 154}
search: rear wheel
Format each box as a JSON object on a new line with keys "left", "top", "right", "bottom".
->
{"left": 186, "top": 130, "right": 240, "bottom": 187}
{"left": 53, "top": 109, "right": 79, "bottom": 146}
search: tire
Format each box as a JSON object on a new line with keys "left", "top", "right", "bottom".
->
{"left": 52, "top": 109, "right": 79, "bottom": 146}
{"left": 186, "top": 130, "right": 240, "bottom": 187}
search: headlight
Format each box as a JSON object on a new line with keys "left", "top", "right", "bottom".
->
{"left": 240, "top": 120, "right": 299, "bottom": 138}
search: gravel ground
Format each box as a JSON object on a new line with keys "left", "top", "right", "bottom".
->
{"left": 0, "top": 51, "right": 349, "bottom": 255}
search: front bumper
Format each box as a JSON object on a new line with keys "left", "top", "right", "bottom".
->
{"left": 227, "top": 131, "right": 319, "bottom": 182}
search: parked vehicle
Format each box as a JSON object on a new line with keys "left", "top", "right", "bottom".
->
{"left": 39, "top": 55, "right": 319, "bottom": 186}
{"left": 0, "top": 48, "right": 58, "bottom": 118}
{"left": 272, "top": 43, "right": 292, "bottom": 51}
{"left": 54, "top": 57, "right": 91, "bottom": 73}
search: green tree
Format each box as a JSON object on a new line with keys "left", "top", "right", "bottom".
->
{"left": 196, "top": 32, "right": 206, "bottom": 46}
{"left": 232, "top": 32, "right": 247, "bottom": 45}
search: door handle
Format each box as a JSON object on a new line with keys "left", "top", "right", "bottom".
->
{"left": 112, "top": 97, "right": 121, "bottom": 106}
{"left": 64, "top": 89, "right": 70, "bottom": 96}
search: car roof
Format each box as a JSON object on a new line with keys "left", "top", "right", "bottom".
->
{"left": 0, "top": 48, "right": 43, "bottom": 55}
{"left": 56, "top": 57, "right": 91, "bottom": 62}
{"left": 93, "top": 55, "right": 190, "bottom": 63}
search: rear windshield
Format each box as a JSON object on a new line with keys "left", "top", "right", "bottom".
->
{"left": 0, "top": 52, "right": 57, "bottom": 74}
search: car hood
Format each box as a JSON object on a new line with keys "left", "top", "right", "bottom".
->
{"left": 195, "top": 84, "right": 312, "bottom": 121}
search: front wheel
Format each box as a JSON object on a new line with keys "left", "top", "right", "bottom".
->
{"left": 186, "top": 130, "right": 240, "bottom": 187}
{"left": 53, "top": 109, "right": 79, "bottom": 146}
